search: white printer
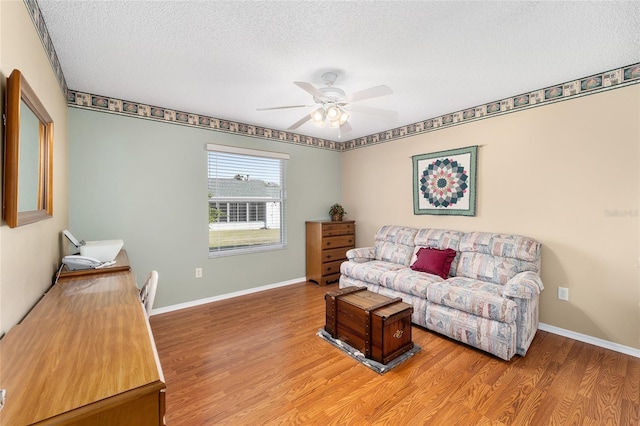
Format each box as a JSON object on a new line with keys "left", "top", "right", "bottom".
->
{"left": 63, "top": 230, "right": 124, "bottom": 262}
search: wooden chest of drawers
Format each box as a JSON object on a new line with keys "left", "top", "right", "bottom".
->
{"left": 306, "top": 220, "right": 355, "bottom": 286}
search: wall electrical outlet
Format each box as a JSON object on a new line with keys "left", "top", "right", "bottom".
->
{"left": 195, "top": 268, "right": 203, "bottom": 278}
{"left": 558, "top": 287, "right": 569, "bottom": 301}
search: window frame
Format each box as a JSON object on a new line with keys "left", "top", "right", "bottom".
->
{"left": 207, "top": 143, "right": 288, "bottom": 258}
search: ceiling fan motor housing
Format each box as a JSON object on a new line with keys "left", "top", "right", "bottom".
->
{"left": 314, "top": 72, "right": 346, "bottom": 104}
{"left": 314, "top": 86, "right": 346, "bottom": 104}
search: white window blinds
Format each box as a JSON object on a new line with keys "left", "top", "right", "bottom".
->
{"left": 207, "top": 144, "right": 288, "bottom": 256}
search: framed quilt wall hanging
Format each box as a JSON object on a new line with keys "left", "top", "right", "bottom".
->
{"left": 412, "top": 145, "right": 477, "bottom": 216}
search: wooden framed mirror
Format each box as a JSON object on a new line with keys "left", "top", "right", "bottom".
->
{"left": 3, "top": 69, "right": 54, "bottom": 228}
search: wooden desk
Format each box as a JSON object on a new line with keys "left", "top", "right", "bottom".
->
{"left": 0, "top": 268, "right": 165, "bottom": 425}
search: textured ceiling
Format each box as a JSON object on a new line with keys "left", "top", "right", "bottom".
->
{"left": 37, "top": 1, "right": 640, "bottom": 143}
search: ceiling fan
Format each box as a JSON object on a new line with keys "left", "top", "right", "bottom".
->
{"left": 257, "top": 72, "right": 397, "bottom": 137}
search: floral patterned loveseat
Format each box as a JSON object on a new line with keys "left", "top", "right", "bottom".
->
{"left": 339, "top": 226, "right": 543, "bottom": 361}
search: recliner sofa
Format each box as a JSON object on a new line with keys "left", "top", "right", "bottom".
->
{"left": 339, "top": 226, "right": 543, "bottom": 360}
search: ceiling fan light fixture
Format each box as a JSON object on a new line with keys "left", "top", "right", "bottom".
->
{"left": 310, "top": 107, "right": 326, "bottom": 126}
{"left": 326, "top": 104, "right": 340, "bottom": 120}
{"left": 339, "top": 110, "right": 350, "bottom": 125}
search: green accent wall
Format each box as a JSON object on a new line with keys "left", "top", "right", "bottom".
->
{"left": 69, "top": 108, "right": 342, "bottom": 308}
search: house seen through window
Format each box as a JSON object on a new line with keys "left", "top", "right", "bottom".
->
{"left": 207, "top": 144, "right": 288, "bottom": 256}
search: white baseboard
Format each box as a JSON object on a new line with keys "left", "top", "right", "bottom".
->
{"left": 150, "top": 277, "right": 306, "bottom": 316}
{"left": 539, "top": 322, "right": 640, "bottom": 359}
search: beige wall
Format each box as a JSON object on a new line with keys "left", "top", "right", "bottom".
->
{"left": 0, "top": 1, "right": 69, "bottom": 335}
{"left": 342, "top": 85, "right": 640, "bottom": 350}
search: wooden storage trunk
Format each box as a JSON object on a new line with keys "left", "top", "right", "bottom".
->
{"left": 325, "top": 286, "right": 414, "bottom": 364}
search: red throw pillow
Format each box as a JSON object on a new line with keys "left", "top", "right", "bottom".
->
{"left": 410, "top": 247, "right": 456, "bottom": 279}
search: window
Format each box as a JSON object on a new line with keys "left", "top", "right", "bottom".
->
{"left": 207, "top": 144, "right": 288, "bottom": 256}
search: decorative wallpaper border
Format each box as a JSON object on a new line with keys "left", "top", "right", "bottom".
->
{"left": 65, "top": 91, "right": 342, "bottom": 151}
{"left": 24, "top": 0, "right": 68, "bottom": 96}
{"left": 344, "top": 63, "right": 640, "bottom": 151}
{"left": 67, "top": 62, "right": 640, "bottom": 152}
{"left": 24, "top": 1, "right": 640, "bottom": 152}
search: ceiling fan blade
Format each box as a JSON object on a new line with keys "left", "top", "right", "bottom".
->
{"left": 287, "top": 114, "right": 312, "bottom": 130}
{"left": 256, "top": 104, "right": 310, "bottom": 111}
{"left": 346, "top": 85, "right": 393, "bottom": 103}
{"left": 293, "top": 81, "right": 329, "bottom": 101}
{"left": 336, "top": 121, "right": 352, "bottom": 140}
{"left": 349, "top": 103, "right": 398, "bottom": 118}
{"left": 340, "top": 122, "right": 352, "bottom": 133}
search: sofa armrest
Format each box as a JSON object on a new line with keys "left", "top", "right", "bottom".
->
{"left": 502, "top": 271, "right": 544, "bottom": 299}
{"left": 346, "top": 247, "right": 375, "bottom": 263}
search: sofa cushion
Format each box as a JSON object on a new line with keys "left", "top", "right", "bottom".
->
{"left": 377, "top": 286, "right": 430, "bottom": 328}
{"left": 340, "top": 260, "right": 406, "bottom": 286}
{"left": 380, "top": 268, "right": 443, "bottom": 298}
{"left": 374, "top": 226, "right": 418, "bottom": 266}
{"left": 455, "top": 252, "right": 539, "bottom": 285}
{"left": 410, "top": 247, "right": 457, "bottom": 279}
{"left": 426, "top": 277, "right": 517, "bottom": 323}
{"left": 413, "top": 228, "right": 463, "bottom": 251}
{"left": 340, "top": 275, "right": 381, "bottom": 294}
{"left": 459, "top": 232, "right": 541, "bottom": 267}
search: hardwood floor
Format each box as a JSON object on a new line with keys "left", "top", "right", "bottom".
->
{"left": 150, "top": 282, "right": 640, "bottom": 425}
